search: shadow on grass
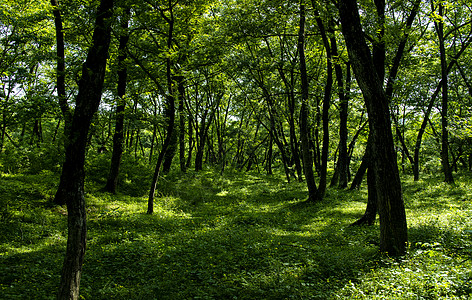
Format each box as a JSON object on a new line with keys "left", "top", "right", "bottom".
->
{"left": 75, "top": 171, "right": 381, "bottom": 299}
{"left": 7, "top": 169, "right": 472, "bottom": 299}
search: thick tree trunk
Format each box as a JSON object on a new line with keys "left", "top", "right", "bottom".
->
{"left": 105, "top": 9, "right": 130, "bottom": 194}
{"left": 338, "top": 0, "right": 407, "bottom": 256}
{"left": 56, "top": 0, "right": 113, "bottom": 298}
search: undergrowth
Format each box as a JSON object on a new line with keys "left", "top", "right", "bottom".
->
{"left": 1, "top": 166, "right": 472, "bottom": 299}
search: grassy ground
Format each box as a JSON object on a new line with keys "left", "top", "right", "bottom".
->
{"left": 1, "top": 166, "right": 472, "bottom": 299}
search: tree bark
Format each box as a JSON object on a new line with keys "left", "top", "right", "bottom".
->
{"left": 105, "top": 8, "right": 130, "bottom": 194}
{"left": 338, "top": 0, "right": 408, "bottom": 256}
{"left": 56, "top": 0, "right": 114, "bottom": 298}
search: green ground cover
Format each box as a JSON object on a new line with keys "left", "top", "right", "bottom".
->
{"left": 1, "top": 166, "right": 472, "bottom": 299}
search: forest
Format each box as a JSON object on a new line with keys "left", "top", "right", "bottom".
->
{"left": 1, "top": 0, "right": 472, "bottom": 298}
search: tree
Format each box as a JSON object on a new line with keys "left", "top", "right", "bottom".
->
{"left": 338, "top": 0, "right": 408, "bottom": 256}
{"left": 104, "top": 7, "right": 131, "bottom": 194}
{"left": 56, "top": 0, "right": 114, "bottom": 298}
{"left": 298, "top": 2, "right": 319, "bottom": 202}
{"left": 147, "top": 0, "right": 177, "bottom": 214}
{"left": 432, "top": 0, "right": 454, "bottom": 184}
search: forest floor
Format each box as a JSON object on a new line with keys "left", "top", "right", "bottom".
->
{"left": 1, "top": 163, "right": 472, "bottom": 299}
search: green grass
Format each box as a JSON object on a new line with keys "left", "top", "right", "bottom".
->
{"left": 1, "top": 167, "right": 472, "bottom": 299}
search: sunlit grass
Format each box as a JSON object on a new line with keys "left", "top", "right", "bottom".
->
{"left": 1, "top": 169, "right": 472, "bottom": 299}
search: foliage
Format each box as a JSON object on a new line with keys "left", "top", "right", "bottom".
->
{"left": 2, "top": 167, "right": 472, "bottom": 299}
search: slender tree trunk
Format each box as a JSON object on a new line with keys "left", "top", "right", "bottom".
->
{"left": 186, "top": 114, "right": 193, "bottom": 168}
{"left": 332, "top": 47, "right": 349, "bottom": 188}
{"left": 351, "top": 167, "right": 378, "bottom": 226}
{"left": 338, "top": 0, "right": 408, "bottom": 256}
{"left": 177, "top": 76, "right": 187, "bottom": 172}
{"left": 148, "top": 4, "right": 175, "bottom": 214}
{"left": 350, "top": 142, "right": 369, "bottom": 190}
{"left": 433, "top": 0, "right": 454, "bottom": 184}
{"left": 51, "top": 0, "right": 71, "bottom": 129}
{"left": 51, "top": 0, "right": 72, "bottom": 206}
{"left": 105, "top": 8, "right": 130, "bottom": 194}
{"left": 267, "top": 134, "right": 273, "bottom": 175}
{"left": 162, "top": 124, "right": 178, "bottom": 173}
{"left": 313, "top": 10, "right": 333, "bottom": 199}
{"left": 298, "top": 3, "right": 319, "bottom": 202}
{"left": 56, "top": 0, "right": 113, "bottom": 298}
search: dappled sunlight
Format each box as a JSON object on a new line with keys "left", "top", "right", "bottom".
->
{"left": 2, "top": 170, "right": 472, "bottom": 298}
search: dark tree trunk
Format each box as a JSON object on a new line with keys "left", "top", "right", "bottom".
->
{"left": 105, "top": 8, "right": 130, "bottom": 194}
{"left": 298, "top": 3, "right": 319, "bottom": 202}
{"left": 351, "top": 0, "right": 387, "bottom": 227}
{"left": 338, "top": 0, "right": 408, "bottom": 256}
{"left": 51, "top": 0, "right": 71, "bottom": 129}
{"left": 195, "top": 137, "right": 205, "bottom": 171}
{"left": 333, "top": 45, "right": 349, "bottom": 189}
{"left": 313, "top": 10, "right": 333, "bottom": 199}
{"left": 433, "top": 0, "right": 454, "bottom": 184}
{"left": 163, "top": 75, "right": 183, "bottom": 173}
{"left": 51, "top": 0, "right": 72, "bottom": 206}
{"left": 162, "top": 124, "right": 178, "bottom": 173}
{"left": 351, "top": 167, "right": 378, "bottom": 226}
{"left": 349, "top": 142, "right": 369, "bottom": 190}
{"left": 56, "top": 0, "right": 113, "bottom": 298}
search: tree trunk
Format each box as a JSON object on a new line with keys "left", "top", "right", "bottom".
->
{"left": 349, "top": 142, "right": 369, "bottom": 190}
{"left": 433, "top": 0, "right": 454, "bottom": 184}
{"left": 148, "top": 4, "right": 175, "bottom": 214}
{"left": 351, "top": 167, "right": 378, "bottom": 226}
{"left": 56, "top": 0, "right": 113, "bottom": 298}
{"left": 313, "top": 10, "right": 333, "bottom": 199}
{"left": 51, "top": 0, "right": 72, "bottom": 206}
{"left": 105, "top": 8, "right": 130, "bottom": 194}
{"left": 51, "top": 0, "right": 71, "bottom": 130}
{"left": 186, "top": 114, "right": 193, "bottom": 168}
{"left": 177, "top": 76, "right": 187, "bottom": 173}
{"left": 333, "top": 46, "right": 349, "bottom": 189}
{"left": 298, "top": 3, "right": 319, "bottom": 202}
{"left": 162, "top": 124, "right": 178, "bottom": 173}
{"left": 338, "top": 0, "right": 408, "bottom": 256}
